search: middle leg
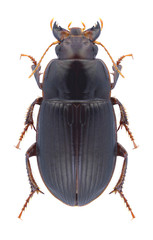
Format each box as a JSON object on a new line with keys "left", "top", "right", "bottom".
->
{"left": 111, "top": 97, "right": 137, "bottom": 149}
{"left": 16, "top": 97, "right": 43, "bottom": 149}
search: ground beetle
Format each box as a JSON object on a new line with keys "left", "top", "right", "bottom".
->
{"left": 16, "top": 18, "right": 137, "bottom": 219}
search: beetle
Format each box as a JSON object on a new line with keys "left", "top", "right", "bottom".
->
{"left": 16, "top": 18, "right": 137, "bottom": 219}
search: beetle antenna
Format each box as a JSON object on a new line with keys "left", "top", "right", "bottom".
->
{"left": 94, "top": 41, "right": 124, "bottom": 78}
{"left": 29, "top": 40, "right": 60, "bottom": 78}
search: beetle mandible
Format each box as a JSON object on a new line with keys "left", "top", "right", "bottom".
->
{"left": 16, "top": 18, "right": 137, "bottom": 219}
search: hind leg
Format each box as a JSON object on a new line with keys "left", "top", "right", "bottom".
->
{"left": 110, "top": 143, "right": 135, "bottom": 218}
{"left": 18, "top": 143, "right": 43, "bottom": 219}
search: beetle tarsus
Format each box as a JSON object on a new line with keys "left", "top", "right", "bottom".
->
{"left": 18, "top": 190, "right": 35, "bottom": 219}
{"left": 18, "top": 187, "right": 44, "bottom": 219}
{"left": 118, "top": 191, "right": 135, "bottom": 219}
{"left": 20, "top": 54, "right": 37, "bottom": 66}
{"left": 110, "top": 143, "right": 135, "bottom": 219}
{"left": 20, "top": 53, "right": 43, "bottom": 88}
{"left": 111, "top": 54, "right": 133, "bottom": 89}
{"left": 110, "top": 189, "right": 135, "bottom": 219}
{"left": 15, "top": 124, "right": 30, "bottom": 149}
{"left": 116, "top": 54, "right": 133, "bottom": 66}
{"left": 122, "top": 124, "right": 138, "bottom": 149}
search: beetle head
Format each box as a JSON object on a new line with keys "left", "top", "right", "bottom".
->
{"left": 29, "top": 19, "right": 124, "bottom": 79}
{"left": 52, "top": 21, "right": 102, "bottom": 59}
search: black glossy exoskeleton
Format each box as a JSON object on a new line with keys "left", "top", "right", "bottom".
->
{"left": 16, "top": 19, "right": 137, "bottom": 219}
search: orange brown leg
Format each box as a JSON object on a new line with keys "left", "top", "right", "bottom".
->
{"left": 18, "top": 143, "right": 43, "bottom": 219}
{"left": 110, "top": 143, "right": 135, "bottom": 219}
{"left": 20, "top": 54, "right": 43, "bottom": 89}
{"left": 111, "top": 97, "right": 137, "bottom": 149}
{"left": 111, "top": 54, "right": 133, "bottom": 89}
{"left": 16, "top": 97, "right": 43, "bottom": 149}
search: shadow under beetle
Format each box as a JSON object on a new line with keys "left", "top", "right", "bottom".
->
{"left": 16, "top": 18, "right": 137, "bottom": 219}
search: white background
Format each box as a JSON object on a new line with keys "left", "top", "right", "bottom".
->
{"left": 1, "top": 0, "right": 153, "bottom": 239}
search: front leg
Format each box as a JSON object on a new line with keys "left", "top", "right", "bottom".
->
{"left": 111, "top": 54, "right": 133, "bottom": 89}
{"left": 16, "top": 97, "right": 43, "bottom": 149}
{"left": 20, "top": 54, "right": 42, "bottom": 89}
{"left": 31, "top": 64, "right": 42, "bottom": 89}
{"left": 111, "top": 63, "right": 122, "bottom": 89}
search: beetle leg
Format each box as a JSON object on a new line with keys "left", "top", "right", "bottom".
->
{"left": 20, "top": 54, "right": 42, "bottom": 89}
{"left": 31, "top": 64, "right": 43, "bottom": 89}
{"left": 25, "top": 97, "right": 43, "bottom": 126}
{"left": 111, "top": 64, "right": 122, "bottom": 89}
{"left": 28, "top": 41, "right": 60, "bottom": 79}
{"left": 110, "top": 143, "right": 135, "bottom": 219}
{"left": 111, "top": 97, "right": 137, "bottom": 149}
{"left": 15, "top": 97, "right": 43, "bottom": 149}
{"left": 111, "top": 97, "right": 128, "bottom": 126}
{"left": 111, "top": 54, "right": 133, "bottom": 89}
{"left": 18, "top": 143, "right": 44, "bottom": 219}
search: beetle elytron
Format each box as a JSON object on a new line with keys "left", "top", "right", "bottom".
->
{"left": 16, "top": 18, "right": 137, "bottom": 219}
